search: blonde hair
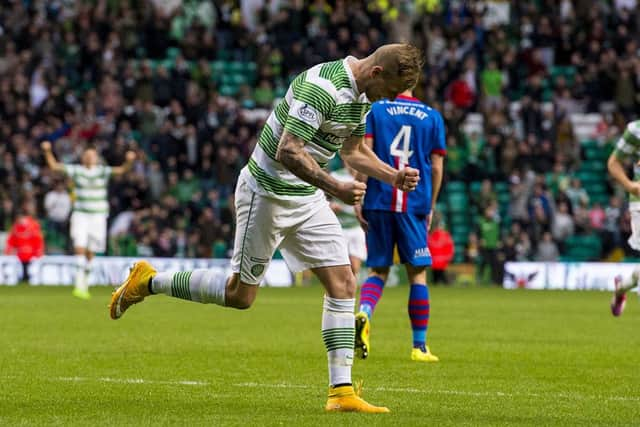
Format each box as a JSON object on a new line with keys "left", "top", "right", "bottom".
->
{"left": 375, "top": 43, "right": 425, "bottom": 90}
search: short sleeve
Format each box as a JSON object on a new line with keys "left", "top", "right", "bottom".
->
{"left": 63, "top": 164, "right": 76, "bottom": 178}
{"left": 430, "top": 111, "right": 447, "bottom": 156}
{"left": 284, "top": 74, "right": 336, "bottom": 142}
{"left": 614, "top": 121, "right": 640, "bottom": 160}
{"left": 102, "top": 165, "right": 113, "bottom": 178}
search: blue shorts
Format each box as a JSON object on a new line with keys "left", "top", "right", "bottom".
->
{"left": 364, "top": 210, "right": 432, "bottom": 268}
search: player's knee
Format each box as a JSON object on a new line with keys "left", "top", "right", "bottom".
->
{"left": 226, "top": 277, "right": 257, "bottom": 309}
{"left": 371, "top": 267, "right": 390, "bottom": 282}
{"left": 232, "top": 294, "right": 255, "bottom": 310}
{"left": 406, "top": 265, "right": 427, "bottom": 283}
{"left": 344, "top": 273, "right": 357, "bottom": 297}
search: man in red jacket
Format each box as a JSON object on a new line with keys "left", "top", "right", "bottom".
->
{"left": 428, "top": 219, "right": 455, "bottom": 285}
{"left": 4, "top": 201, "right": 44, "bottom": 283}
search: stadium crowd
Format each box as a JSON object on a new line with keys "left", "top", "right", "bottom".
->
{"left": 0, "top": 0, "right": 639, "bottom": 282}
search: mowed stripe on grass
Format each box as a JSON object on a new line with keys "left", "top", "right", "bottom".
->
{"left": 0, "top": 285, "right": 639, "bottom": 426}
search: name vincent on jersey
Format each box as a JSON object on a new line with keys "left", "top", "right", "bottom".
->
{"left": 381, "top": 101, "right": 429, "bottom": 120}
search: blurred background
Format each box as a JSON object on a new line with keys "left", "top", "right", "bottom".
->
{"left": 0, "top": 0, "right": 638, "bottom": 285}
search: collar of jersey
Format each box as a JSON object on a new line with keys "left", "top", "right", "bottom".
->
{"left": 343, "top": 56, "right": 360, "bottom": 96}
{"left": 395, "top": 94, "right": 420, "bottom": 102}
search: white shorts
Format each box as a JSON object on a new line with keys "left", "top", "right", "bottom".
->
{"left": 231, "top": 172, "right": 350, "bottom": 285}
{"left": 343, "top": 226, "right": 367, "bottom": 261}
{"left": 70, "top": 212, "right": 107, "bottom": 253}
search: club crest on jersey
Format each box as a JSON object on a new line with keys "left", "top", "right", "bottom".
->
{"left": 298, "top": 104, "right": 317, "bottom": 122}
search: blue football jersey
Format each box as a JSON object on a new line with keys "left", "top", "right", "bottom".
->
{"left": 363, "top": 95, "right": 446, "bottom": 215}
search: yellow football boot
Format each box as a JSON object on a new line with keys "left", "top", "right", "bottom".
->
{"left": 109, "top": 260, "right": 156, "bottom": 320}
{"left": 325, "top": 385, "right": 390, "bottom": 413}
{"left": 72, "top": 288, "right": 91, "bottom": 300}
{"left": 354, "top": 311, "right": 370, "bottom": 359}
{"left": 411, "top": 345, "right": 439, "bottom": 362}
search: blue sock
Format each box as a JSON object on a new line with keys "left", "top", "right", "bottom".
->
{"left": 359, "top": 276, "right": 385, "bottom": 319}
{"left": 408, "top": 283, "right": 430, "bottom": 349}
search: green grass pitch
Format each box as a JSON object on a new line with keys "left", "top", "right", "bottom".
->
{"left": 1, "top": 285, "right": 639, "bottom": 426}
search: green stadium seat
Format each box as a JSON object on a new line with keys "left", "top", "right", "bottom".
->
{"left": 274, "top": 86, "right": 287, "bottom": 98}
{"left": 211, "top": 60, "right": 225, "bottom": 74}
{"left": 563, "top": 234, "right": 602, "bottom": 261}
{"left": 584, "top": 182, "right": 607, "bottom": 194}
{"left": 447, "top": 194, "right": 469, "bottom": 213}
{"left": 580, "top": 160, "right": 606, "bottom": 172}
{"left": 226, "top": 61, "right": 245, "bottom": 74}
{"left": 446, "top": 181, "right": 467, "bottom": 193}
{"left": 575, "top": 171, "right": 600, "bottom": 185}
{"left": 166, "top": 47, "right": 181, "bottom": 60}
{"left": 494, "top": 182, "right": 509, "bottom": 193}
{"left": 497, "top": 193, "right": 511, "bottom": 204}
{"left": 230, "top": 74, "right": 247, "bottom": 85}
{"left": 216, "top": 49, "right": 231, "bottom": 60}
{"left": 449, "top": 212, "right": 469, "bottom": 225}
{"left": 219, "top": 85, "right": 238, "bottom": 96}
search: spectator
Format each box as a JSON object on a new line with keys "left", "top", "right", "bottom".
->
{"left": 43, "top": 180, "right": 71, "bottom": 237}
{"left": 565, "top": 178, "right": 590, "bottom": 212}
{"left": 589, "top": 202, "right": 606, "bottom": 230}
{"left": 477, "top": 206, "right": 501, "bottom": 284}
{"left": 535, "top": 231, "right": 560, "bottom": 262}
{"left": 4, "top": 201, "right": 44, "bottom": 283}
{"left": 473, "top": 179, "right": 497, "bottom": 213}
{"left": 428, "top": 217, "right": 455, "bottom": 285}
{"left": 552, "top": 201, "right": 575, "bottom": 243}
{"left": 481, "top": 59, "right": 504, "bottom": 110}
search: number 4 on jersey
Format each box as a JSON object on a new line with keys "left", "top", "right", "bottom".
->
{"left": 389, "top": 125, "right": 413, "bottom": 166}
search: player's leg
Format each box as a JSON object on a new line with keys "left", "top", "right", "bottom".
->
{"left": 75, "top": 216, "right": 105, "bottom": 299}
{"left": 279, "top": 202, "right": 388, "bottom": 413}
{"left": 358, "top": 210, "right": 393, "bottom": 317}
{"left": 345, "top": 226, "right": 367, "bottom": 280}
{"left": 313, "top": 265, "right": 388, "bottom": 413}
{"left": 70, "top": 212, "right": 91, "bottom": 299}
{"left": 611, "top": 209, "right": 640, "bottom": 316}
{"left": 109, "top": 174, "right": 281, "bottom": 318}
{"left": 397, "top": 213, "right": 438, "bottom": 362}
{"left": 611, "top": 268, "right": 639, "bottom": 316}
{"left": 355, "top": 210, "right": 394, "bottom": 359}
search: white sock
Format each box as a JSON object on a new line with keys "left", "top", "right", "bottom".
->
{"left": 620, "top": 271, "right": 640, "bottom": 294}
{"left": 74, "top": 256, "right": 88, "bottom": 292}
{"left": 151, "top": 269, "right": 227, "bottom": 306}
{"left": 321, "top": 295, "right": 355, "bottom": 387}
{"left": 84, "top": 259, "right": 93, "bottom": 290}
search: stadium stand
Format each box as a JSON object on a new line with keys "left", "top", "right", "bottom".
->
{"left": 0, "top": 1, "right": 638, "bottom": 283}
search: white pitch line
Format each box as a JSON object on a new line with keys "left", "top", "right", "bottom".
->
{"left": 55, "top": 376, "right": 209, "bottom": 386}
{"left": 4, "top": 376, "right": 639, "bottom": 403}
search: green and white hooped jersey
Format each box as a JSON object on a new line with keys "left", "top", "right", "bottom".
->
{"left": 64, "top": 164, "right": 112, "bottom": 216}
{"left": 614, "top": 120, "right": 640, "bottom": 206}
{"left": 245, "top": 57, "right": 370, "bottom": 200}
{"left": 331, "top": 168, "right": 360, "bottom": 229}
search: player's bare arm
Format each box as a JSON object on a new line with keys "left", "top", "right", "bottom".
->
{"left": 428, "top": 153, "right": 444, "bottom": 229}
{"left": 276, "top": 130, "right": 366, "bottom": 205}
{"left": 352, "top": 135, "right": 374, "bottom": 231}
{"left": 40, "top": 140, "right": 65, "bottom": 172}
{"left": 607, "top": 153, "right": 640, "bottom": 196}
{"left": 111, "top": 150, "right": 137, "bottom": 176}
{"left": 341, "top": 134, "right": 420, "bottom": 192}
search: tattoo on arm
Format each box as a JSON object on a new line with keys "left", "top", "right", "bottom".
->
{"left": 276, "top": 131, "right": 343, "bottom": 197}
